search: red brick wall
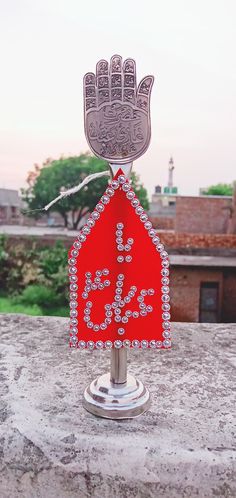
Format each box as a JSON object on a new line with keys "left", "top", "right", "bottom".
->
{"left": 149, "top": 216, "right": 175, "bottom": 231}
{"left": 175, "top": 196, "right": 232, "bottom": 234}
{"left": 159, "top": 232, "right": 236, "bottom": 251}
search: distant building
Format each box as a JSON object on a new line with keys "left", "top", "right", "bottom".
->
{"left": 149, "top": 156, "right": 178, "bottom": 230}
{"left": 149, "top": 158, "right": 236, "bottom": 235}
{"left": 0, "top": 189, "right": 22, "bottom": 225}
{"left": 170, "top": 255, "right": 236, "bottom": 323}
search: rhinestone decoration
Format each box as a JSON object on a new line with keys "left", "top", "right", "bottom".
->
{"left": 82, "top": 226, "right": 90, "bottom": 235}
{"left": 118, "top": 327, "right": 125, "bottom": 335}
{"left": 105, "top": 340, "right": 112, "bottom": 349}
{"left": 69, "top": 173, "right": 171, "bottom": 350}
{"left": 106, "top": 187, "right": 114, "bottom": 197}
{"left": 162, "top": 312, "right": 171, "bottom": 320}
{"left": 87, "top": 218, "right": 95, "bottom": 227}
{"left": 162, "top": 286, "right": 170, "bottom": 294}
{"left": 111, "top": 180, "right": 119, "bottom": 189}
{"left": 163, "top": 330, "right": 171, "bottom": 339}
{"left": 114, "top": 340, "right": 122, "bottom": 348}
{"left": 92, "top": 211, "right": 100, "bottom": 220}
{"left": 70, "top": 283, "right": 78, "bottom": 291}
{"left": 87, "top": 341, "right": 94, "bottom": 349}
{"left": 162, "top": 303, "right": 170, "bottom": 311}
{"left": 163, "top": 321, "right": 170, "bottom": 329}
{"left": 96, "top": 203, "right": 104, "bottom": 212}
{"left": 131, "top": 198, "right": 139, "bottom": 207}
{"left": 118, "top": 175, "right": 126, "bottom": 184}
{"left": 149, "top": 340, "right": 156, "bottom": 349}
{"left": 101, "top": 195, "right": 110, "bottom": 204}
{"left": 70, "top": 335, "right": 78, "bottom": 344}
{"left": 132, "top": 340, "right": 140, "bottom": 348}
{"left": 96, "top": 341, "right": 104, "bottom": 349}
{"left": 123, "top": 339, "right": 131, "bottom": 348}
{"left": 122, "top": 183, "right": 131, "bottom": 192}
{"left": 163, "top": 339, "right": 171, "bottom": 348}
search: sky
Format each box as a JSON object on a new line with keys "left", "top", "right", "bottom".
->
{"left": 0, "top": 0, "right": 235, "bottom": 199}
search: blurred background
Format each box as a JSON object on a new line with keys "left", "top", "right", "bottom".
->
{"left": 0, "top": 0, "right": 236, "bottom": 322}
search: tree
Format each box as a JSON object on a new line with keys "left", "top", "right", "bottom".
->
{"left": 22, "top": 154, "right": 149, "bottom": 229}
{"left": 203, "top": 183, "right": 233, "bottom": 196}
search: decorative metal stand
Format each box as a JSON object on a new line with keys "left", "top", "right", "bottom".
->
{"left": 69, "top": 55, "right": 171, "bottom": 420}
{"left": 83, "top": 348, "right": 150, "bottom": 419}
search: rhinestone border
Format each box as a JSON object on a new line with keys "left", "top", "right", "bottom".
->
{"left": 69, "top": 174, "right": 171, "bottom": 349}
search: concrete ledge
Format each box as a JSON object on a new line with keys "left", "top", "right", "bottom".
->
{"left": 0, "top": 314, "right": 235, "bottom": 497}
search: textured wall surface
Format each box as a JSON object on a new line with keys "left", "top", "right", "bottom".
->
{"left": 3, "top": 231, "right": 236, "bottom": 255}
{"left": 175, "top": 196, "right": 233, "bottom": 234}
{"left": 170, "top": 267, "right": 223, "bottom": 322}
{"left": 0, "top": 314, "right": 235, "bottom": 498}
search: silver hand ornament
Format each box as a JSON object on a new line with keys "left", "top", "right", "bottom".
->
{"left": 83, "top": 55, "right": 154, "bottom": 165}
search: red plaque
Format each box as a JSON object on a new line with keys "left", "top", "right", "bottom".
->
{"left": 69, "top": 170, "right": 171, "bottom": 350}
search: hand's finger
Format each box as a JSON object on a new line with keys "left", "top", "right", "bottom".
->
{"left": 96, "top": 59, "right": 110, "bottom": 106}
{"left": 110, "top": 54, "right": 122, "bottom": 101}
{"left": 137, "top": 75, "right": 154, "bottom": 112}
{"left": 123, "top": 58, "right": 136, "bottom": 104}
{"left": 83, "top": 72, "right": 97, "bottom": 111}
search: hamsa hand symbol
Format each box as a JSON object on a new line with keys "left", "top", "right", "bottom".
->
{"left": 83, "top": 55, "right": 154, "bottom": 164}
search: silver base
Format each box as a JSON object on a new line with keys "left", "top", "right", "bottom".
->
{"left": 83, "top": 372, "right": 150, "bottom": 419}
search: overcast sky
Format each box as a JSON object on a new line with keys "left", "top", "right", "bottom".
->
{"left": 0, "top": 0, "right": 235, "bottom": 198}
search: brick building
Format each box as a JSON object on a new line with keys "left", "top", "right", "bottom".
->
{"left": 169, "top": 255, "right": 236, "bottom": 323}
{"left": 149, "top": 159, "right": 236, "bottom": 322}
{"left": 0, "top": 189, "right": 22, "bottom": 225}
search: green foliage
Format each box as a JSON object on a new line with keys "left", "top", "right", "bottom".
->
{"left": 131, "top": 172, "right": 149, "bottom": 210}
{"left": 22, "top": 154, "right": 149, "bottom": 228}
{"left": 15, "top": 285, "right": 58, "bottom": 308}
{"left": 22, "top": 154, "right": 109, "bottom": 229}
{"left": 203, "top": 183, "right": 233, "bottom": 196}
{"left": 0, "top": 237, "right": 69, "bottom": 315}
{"left": 0, "top": 297, "right": 42, "bottom": 316}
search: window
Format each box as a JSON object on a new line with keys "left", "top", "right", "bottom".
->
{"left": 199, "top": 282, "right": 219, "bottom": 323}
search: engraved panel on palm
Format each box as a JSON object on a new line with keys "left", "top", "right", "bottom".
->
{"left": 84, "top": 55, "right": 154, "bottom": 164}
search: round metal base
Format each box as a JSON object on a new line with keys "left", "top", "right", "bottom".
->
{"left": 83, "top": 372, "right": 150, "bottom": 419}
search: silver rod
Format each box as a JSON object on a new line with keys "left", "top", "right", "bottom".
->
{"left": 110, "top": 348, "right": 127, "bottom": 384}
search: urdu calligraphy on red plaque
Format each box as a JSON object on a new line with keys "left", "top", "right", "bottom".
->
{"left": 69, "top": 170, "right": 171, "bottom": 350}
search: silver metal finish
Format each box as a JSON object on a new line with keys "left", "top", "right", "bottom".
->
{"left": 109, "top": 162, "right": 132, "bottom": 178}
{"left": 82, "top": 55, "right": 153, "bottom": 419}
{"left": 83, "top": 55, "right": 154, "bottom": 165}
{"left": 83, "top": 372, "right": 150, "bottom": 419}
{"left": 110, "top": 348, "right": 127, "bottom": 384}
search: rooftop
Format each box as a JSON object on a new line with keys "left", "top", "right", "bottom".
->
{"left": 170, "top": 255, "right": 236, "bottom": 267}
{"left": 0, "top": 314, "right": 235, "bottom": 497}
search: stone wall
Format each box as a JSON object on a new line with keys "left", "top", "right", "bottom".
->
{"left": 0, "top": 314, "right": 235, "bottom": 498}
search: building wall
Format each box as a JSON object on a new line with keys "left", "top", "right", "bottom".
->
{"left": 222, "top": 269, "right": 236, "bottom": 322}
{"left": 170, "top": 267, "right": 223, "bottom": 322}
{"left": 149, "top": 216, "right": 175, "bottom": 231}
{"left": 175, "top": 196, "right": 232, "bottom": 234}
{"left": 160, "top": 232, "right": 236, "bottom": 255}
